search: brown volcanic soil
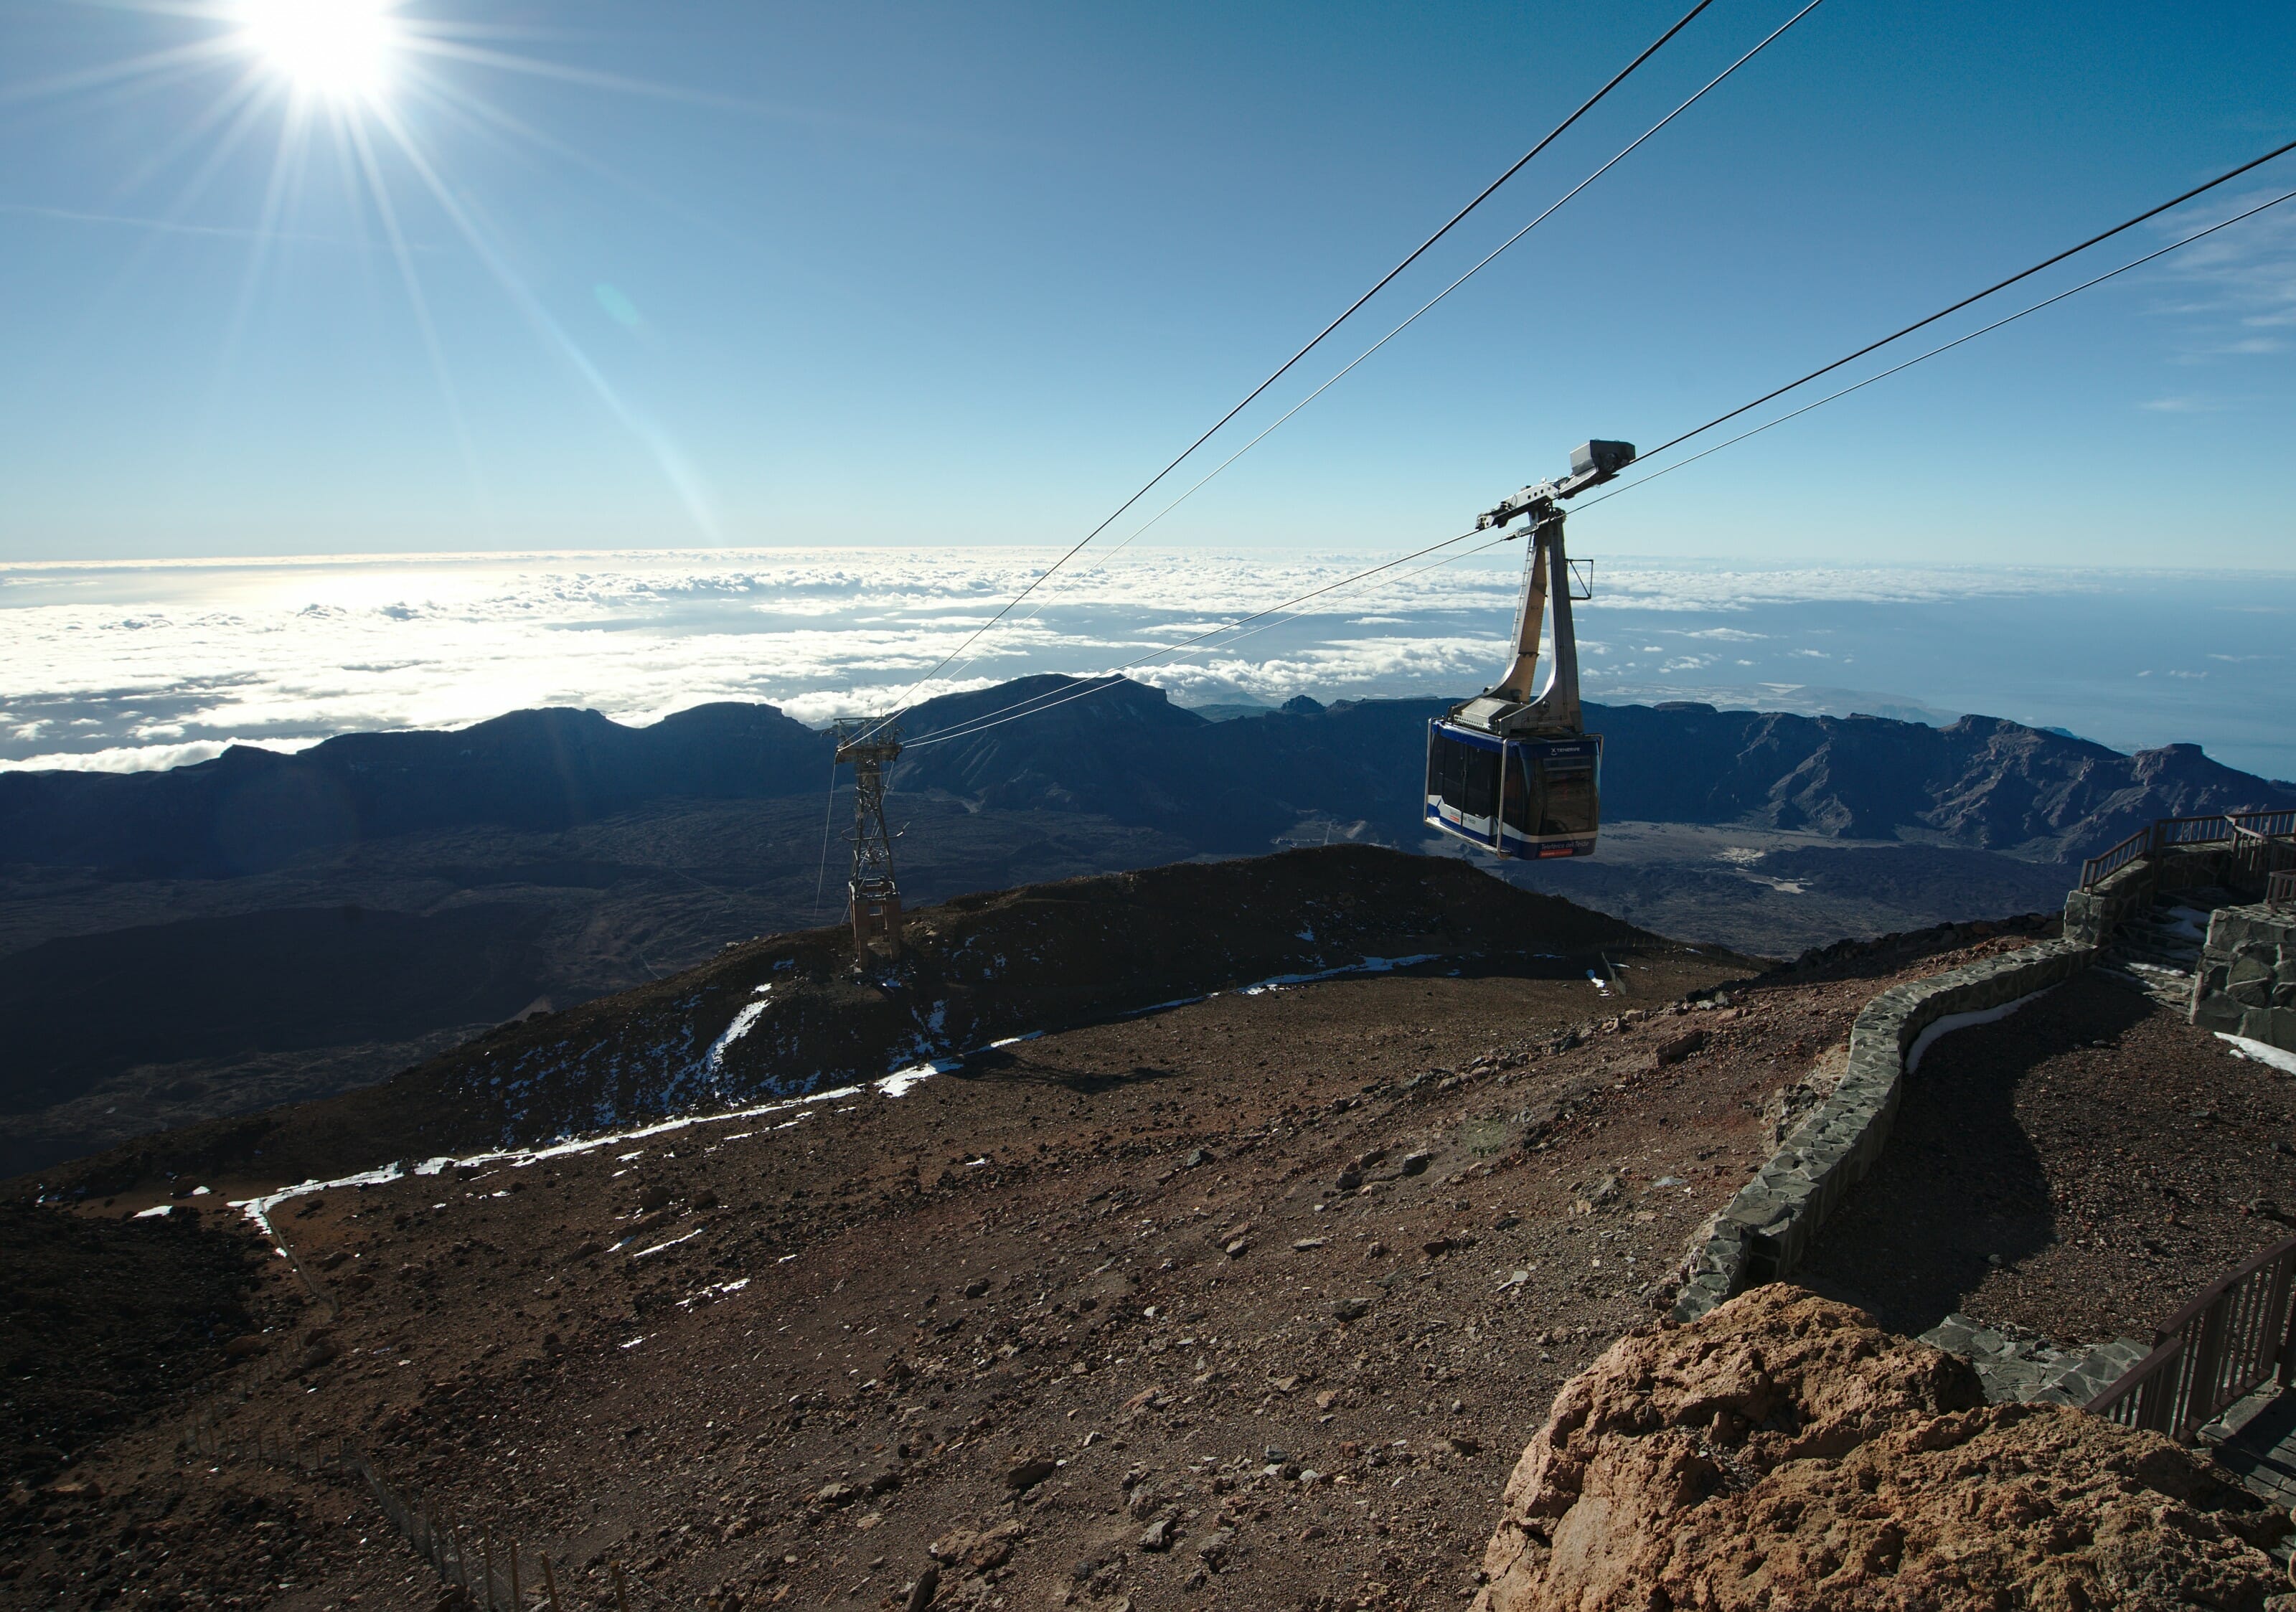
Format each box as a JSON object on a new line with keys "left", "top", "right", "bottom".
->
{"left": 0, "top": 1202, "right": 285, "bottom": 1486}
{"left": 6, "top": 899, "right": 2102, "bottom": 1612}
{"left": 1799, "top": 968, "right": 2296, "bottom": 1346}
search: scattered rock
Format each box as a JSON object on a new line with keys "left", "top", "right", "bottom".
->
{"left": 1654, "top": 1028, "right": 1708, "bottom": 1066}
{"left": 1292, "top": 1237, "right": 1327, "bottom": 1251}
{"left": 1329, "top": 1297, "right": 1373, "bottom": 1322}
{"left": 931, "top": 1519, "right": 1024, "bottom": 1571}
{"left": 903, "top": 1564, "right": 939, "bottom": 1612}
{"left": 1195, "top": 1528, "right": 1233, "bottom": 1570}
{"left": 1139, "top": 1517, "right": 1174, "bottom": 1552}
{"left": 814, "top": 1481, "right": 860, "bottom": 1507}
{"left": 1184, "top": 1149, "right": 1213, "bottom": 1169}
{"left": 1004, "top": 1456, "right": 1058, "bottom": 1491}
{"left": 635, "top": 1184, "right": 672, "bottom": 1212}
{"left": 1398, "top": 1151, "right": 1431, "bottom": 1177}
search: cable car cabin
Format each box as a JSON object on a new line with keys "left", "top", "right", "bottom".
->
{"left": 1425, "top": 722, "right": 1601, "bottom": 858}
{"left": 1420, "top": 438, "right": 1631, "bottom": 861}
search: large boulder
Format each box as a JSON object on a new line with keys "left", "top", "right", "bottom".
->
{"left": 1477, "top": 1286, "right": 2290, "bottom": 1611}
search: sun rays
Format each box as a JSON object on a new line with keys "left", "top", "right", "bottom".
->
{"left": 236, "top": 0, "right": 400, "bottom": 103}
{"left": 4, "top": 1, "right": 727, "bottom": 540}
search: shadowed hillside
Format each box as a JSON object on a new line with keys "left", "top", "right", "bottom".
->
{"left": 4, "top": 677, "right": 2287, "bottom": 1177}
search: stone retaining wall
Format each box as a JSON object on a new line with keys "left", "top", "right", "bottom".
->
{"left": 2192, "top": 903, "right": 2296, "bottom": 1052}
{"left": 1672, "top": 938, "right": 2097, "bottom": 1321}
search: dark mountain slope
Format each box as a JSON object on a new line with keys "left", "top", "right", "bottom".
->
{"left": 0, "top": 905, "right": 555, "bottom": 1116}
{"left": 25, "top": 844, "right": 1662, "bottom": 1194}
{"left": 0, "top": 702, "right": 829, "bottom": 877}
{"left": 901, "top": 683, "right": 2290, "bottom": 862}
{"left": 4, "top": 678, "right": 2285, "bottom": 878}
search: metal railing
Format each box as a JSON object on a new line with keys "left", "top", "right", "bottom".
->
{"left": 2272, "top": 869, "right": 2296, "bottom": 913}
{"left": 2086, "top": 1233, "right": 2296, "bottom": 1443}
{"left": 2079, "top": 826, "right": 2155, "bottom": 890}
{"left": 2079, "top": 809, "right": 2296, "bottom": 891}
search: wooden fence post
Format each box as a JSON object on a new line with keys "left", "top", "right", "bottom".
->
{"left": 509, "top": 1537, "right": 522, "bottom": 1608}
{"left": 542, "top": 1553, "right": 563, "bottom": 1612}
{"left": 612, "top": 1560, "right": 631, "bottom": 1612}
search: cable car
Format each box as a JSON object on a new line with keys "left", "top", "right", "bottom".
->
{"left": 1426, "top": 439, "right": 1632, "bottom": 859}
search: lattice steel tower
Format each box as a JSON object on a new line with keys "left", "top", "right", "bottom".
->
{"left": 833, "top": 720, "right": 904, "bottom": 959}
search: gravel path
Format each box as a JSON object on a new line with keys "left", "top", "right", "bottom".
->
{"left": 1800, "top": 967, "right": 2296, "bottom": 1349}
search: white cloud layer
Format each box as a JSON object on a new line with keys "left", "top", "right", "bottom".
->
{"left": 0, "top": 547, "right": 2277, "bottom": 776}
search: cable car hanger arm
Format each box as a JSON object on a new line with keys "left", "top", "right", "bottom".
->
{"left": 1476, "top": 439, "right": 1636, "bottom": 530}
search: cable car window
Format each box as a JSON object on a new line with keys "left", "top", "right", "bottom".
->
{"left": 1502, "top": 751, "right": 1535, "bottom": 835}
{"left": 1535, "top": 757, "right": 1597, "bottom": 837}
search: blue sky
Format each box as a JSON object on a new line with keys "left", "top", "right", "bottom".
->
{"left": 1, "top": 0, "right": 2292, "bottom": 565}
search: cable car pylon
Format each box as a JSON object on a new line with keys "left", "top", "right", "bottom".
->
{"left": 832, "top": 720, "right": 905, "bottom": 961}
{"left": 1425, "top": 439, "right": 1632, "bottom": 859}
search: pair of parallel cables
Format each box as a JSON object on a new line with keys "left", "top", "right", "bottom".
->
{"left": 823, "top": 3, "right": 2295, "bottom": 770}
{"left": 898, "top": 138, "right": 2296, "bottom": 753}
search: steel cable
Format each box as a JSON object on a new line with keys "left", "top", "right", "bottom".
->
{"left": 896, "top": 179, "right": 2296, "bottom": 751}
{"left": 847, "top": 0, "right": 1723, "bottom": 741}
{"left": 923, "top": 0, "right": 1829, "bottom": 689}
{"left": 1631, "top": 136, "right": 2296, "bottom": 467}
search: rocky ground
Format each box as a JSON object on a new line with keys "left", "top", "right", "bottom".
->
{"left": 1477, "top": 1285, "right": 2292, "bottom": 1612}
{"left": 6, "top": 902, "right": 2126, "bottom": 1612}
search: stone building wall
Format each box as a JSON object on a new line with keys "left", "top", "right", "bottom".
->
{"left": 2192, "top": 903, "right": 2296, "bottom": 1052}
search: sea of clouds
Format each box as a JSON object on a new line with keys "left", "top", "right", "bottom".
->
{"left": 2, "top": 547, "right": 2289, "bottom": 781}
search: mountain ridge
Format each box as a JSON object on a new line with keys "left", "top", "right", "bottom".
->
{"left": 2, "top": 676, "right": 2287, "bottom": 875}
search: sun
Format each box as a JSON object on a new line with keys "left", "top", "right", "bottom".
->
{"left": 237, "top": 0, "right": 400, "bottom": 102}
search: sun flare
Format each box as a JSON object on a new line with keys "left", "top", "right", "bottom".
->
{"left": 237, "top": 0, "right": 399, "bottom": 102}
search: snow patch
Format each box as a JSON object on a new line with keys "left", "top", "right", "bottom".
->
{"left": 633, "top": 1227, "right": 703, "bottom": 1259}
{"left": 231, "top": 1085, "right": 866, "bottom": 1232}
{"left": 1238, "top": 953, "right": 1439, "bottom": 996}
{"left": 1906, "top": 986, "right": 2055, "bottom": 1073}
{"left": 877, "top": 1059, "right": 958, "bottom": 1098}
{"left": 706, "top": 993, "right": 771, "bottom": 1074}
{"left": 133, "top": 1204, "right": 172, "bottom": 1218}
{"left": 2219, "top": 1033, "right": 2296, "bottom": 1077}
